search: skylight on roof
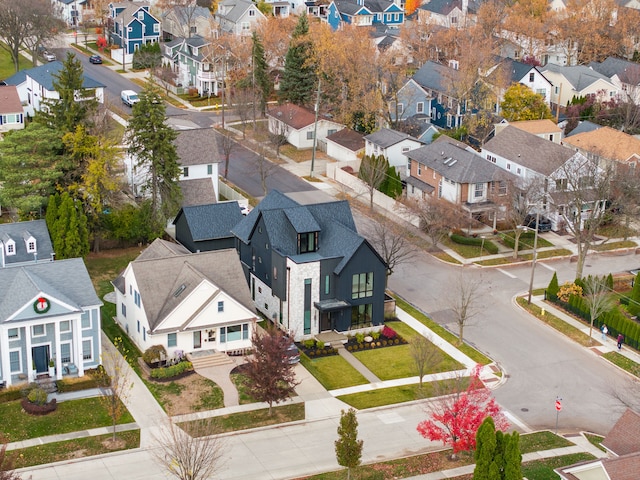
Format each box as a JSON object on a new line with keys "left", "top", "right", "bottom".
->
{"left": 173, "top": 284, "right": 187, "bottom": 297}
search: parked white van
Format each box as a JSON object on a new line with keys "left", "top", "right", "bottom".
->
{"left": 121, "top": 90, "right": 139, "bottom": 107}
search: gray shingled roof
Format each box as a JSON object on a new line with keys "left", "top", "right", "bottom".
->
{"left": 231, "top": 190, "right": 364, "bottom": 274}
{"left": 589, "top": 57, "right": 640, "bottom": 85}
{"left": 125, "top": 240, "right": 254, "bottom": 331}
{"left": 2, "top": 61, "right": 104, "bottom": 91}
{"left": 174, "top": 202, "right": 243, "bottom": 240}
{"left": 483, "top": 125, "right": 576, "bottom": 176}
{"left": 179, "top": 178, "right": 217, "bottom": 207}
{"left": 217, "top": 0, "right": 255, "bottom": 23}
{"left": 541, "top": 64, "right": 613, "bottom": 91}
{"left": 326, "top": 128, "right": 365, "bottom": 151}
{"left": 412, "top": 61, "right": 458, "bottom": 94}
{"left": 565, "top": 120, "right": 602, "bottom": 137}
{"left": 0, "top": 258, "right": 101, "bottom": 322}
{"left": 407, "top": 136, "right": 510, "bottom": 184}
{"left": 364, "top": 127, "right": 421, "bottom": 148}
{"left": 175, "top": 128, "right": 220, "bottom": 167}
{"left": 419, "top": 0, "right": 480, "bottom": 15}
{"left": 0, "top": 220, "right": 53, "bottom": 266}
{"left": 333, "top": 0, "right": 372, "bottom": 15}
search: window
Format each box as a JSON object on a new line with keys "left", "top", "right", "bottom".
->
{"left": 325, "top": 275, "right": 330, "bottom": 295}
{"left": 220, "top": 324, "right": 249, "bottom": 343}
{"left": 6, "top": 243, "right": 14, "bottom": 255}
{"left": 183, "top": 167, "right": 189, "bottom": 177}
{"left": 1, "top": 114, "right": 19, "bottom": 124}
{"left": 217, "top": 301, "right": 224, "bottom": 312}
{"left": 143, "top": 328, "right": 146, "bottom": 341}
{"left": 249, "top": 8, "right": 255, "bottom": 16}
{"left": 487, "top": 155, "right": 496, "bottom": 163}
{"left": 516, "top": 167, "right": 522, "bottom": 175}
{"left": 128, "top": 26, "right": 133, "bottom": 33}
{"left": 536, "top": 88, "right": 546, "bottom": 98}
{"left": 8, "top": 328, "right": 19, "bottom": 340}
{"left": 407, "top": 159, "right": 412, "bottom": 171}
{"left": 207, "top": 164, "right": 213, "bottom": 175}
{"left": 474, "top": 183, "right": 484, "bottom": 198}
{"left": 9, "top": 351, "right": 20, "bottom": 373}
{"left": 27, "top": 240, "right": 36, "bottom": 252}
{"left": 306, "top": 131, "right": 314, "bottom": 140}
{"left": 402, "top": 146, "right": 410, "bottom": 154}
{"left": 451, "top": 16, "right": 458, "bottom": 24}
{"left": 417, "top": 164, "right": 422, "bottom": 175}
{"left": 556, "top": 178, "right": 567, "bottom": 190}
{"left": 61, "top": 343, "right": 71, "bottom": 363}
{"left": 32, "top": 324, "right": 45, "bottom": 337}
{"left": 137, "top": 11, "right": 144, "bottom": 20}
{"left": 506, "top": 163, "right": 511, "bottom": 171}
{"left": 60, "top": 321, "right": 70, "bottom": 332}
{"left": 137, "top": 320, "right": 140, "bottom": 333}
{"left": 241, "top": 22, "right": 250, "bottom": 31}
{"left": 167, "top": 333, "right": 177, "bottom": 347}
{"left": 153, "top": 23, "right": 160, "bottom": 33}
{"left": 416, "top": 101, "right": 424, "bottom": 114}
{"left": 397, "top": 103, "right": 404, "bottom": 114}
{"left": 351, "top": 272, "right": 374, "bottom": 299}
{"left": 82, "top": 339, "right": 92, "bottom": 361}
{"left": 328, "top": 129, "right": 337, "bottom": 136}
{"left": 121, "top": 303, "right": 127, "bottom": 317}
{"left": 82, "top": 316, "right": 91, "bottom": 330}
{"left": 351, "top": 304, "right": 372, "bottom": 329}
{"left": 529, "top": 72, "right": 535, "bottom": 82}
{"left": 549, "top": 134, "right": 554, "bottom": 142}
{"left": 298, "top": 232, "right": 318, "bottom": 253}
{"left": 555, "top": 86, "right": 559, "bottom": 94}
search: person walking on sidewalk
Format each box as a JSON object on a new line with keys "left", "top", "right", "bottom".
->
{"left": 617, "top": 334, "right": 624, "bottom": 350}
{"left": 601, "top": 324, "right": 608, "bottom": 341}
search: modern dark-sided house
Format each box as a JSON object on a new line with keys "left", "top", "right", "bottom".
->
{"left": 231, "top": 190, "right": 387, "bottom": 340}
{"left": 173, "top": 202, "right": 244, "bottom": 252}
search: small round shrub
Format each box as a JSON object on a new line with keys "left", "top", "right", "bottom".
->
{"left": 394, "top": 338, "right": 400, "bottom": 345}
{"left": 371, "top": 331, "right": 381, "bottom": 340}
{"left": 316, "top": 341, "right": 325, "bottom": 349}
{"left": 355, "top": 332, "right": 365, "bottom": 343}
{"left": 308, "top": 350, "right": 315, "bottom": 356}
{"left": 376, "top": 341, "right": 382, "bottom": 347}
{"left": 142, "top": 345, "right": 167, "bottom": 366}
{"left": 382, "top": 340, "right": 387, "bottom": 346}
{"left": 27, "top": 387, "right": 48, "bottom": 406}
{"left": 303, "top": 339, "right": 316, "bottom": 349}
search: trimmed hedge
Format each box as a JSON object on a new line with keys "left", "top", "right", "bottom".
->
{"left": 150, "top": 361, "right": 193, "bottom": 379}
{"left": 450, "top": 233, "right": 499, "bottom": 254}
{"left": 56, "top": 375, "right": 101, "bottom": 393}
{"left": 0, "top": 385, "right": 23, "bottom": 403}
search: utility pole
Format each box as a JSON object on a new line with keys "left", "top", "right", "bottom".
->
{"left": 527, "top": 209, "right": 540, "bottom": 304}
{"left": 310, "top": 78, "right": 321, "bottom": 178}
{"left": 221, "top": 50, "right": 226, "bottom": 129}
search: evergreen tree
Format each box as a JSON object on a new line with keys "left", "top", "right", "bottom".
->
{"left": 38, "top": 52, "right": 98, "bottom": 134}
{"left": 473, "top": 417, "right": 496, "bottom": 480}
{"left": 49, "top": 192, "right": 90, "bottom": 259}
{"left": 547, "top": 271, "right": 560, "bottom": 298}
{"left": 125, "top": 84, "right": 181, "bottom": 232}
{"left": 380, "top": 165, "right": 403, "bottom": 199}
{"left": 503, "top": 432, "right": 522, "bottom": 480}
{"left": 279, "top": 14, "right": 317, "bottom": 107}
{"left": 252, "top": 31, "right": 272, "bottom": 117}
{"left": 629, "top": 272, "right": 640, "bottom": 316}
{"left": 606, "top": 273, "right": 614, "bottom": 291}
{"left": 335, "top": 408, "right": 363, "bottom": 480}
{"left": 45, "top": 194, "right": 59, "bottom": 234}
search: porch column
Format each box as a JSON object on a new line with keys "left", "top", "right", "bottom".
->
{"left": 0, "top": 325, "right": 10, "bottom": 386}
{"left": 54, "top": 320, "right": 62, "bottom": 380}
{"left": 73, "top": 317, "right": 83, "bottom": 375}
{"left": 94, "top": 310, "right": 101, "bottom": 371}
{"left": 25, "top": 324, "right": 33, "bottom": 381}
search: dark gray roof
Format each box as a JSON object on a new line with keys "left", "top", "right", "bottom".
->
{"left": 124, "top": 239, "right": 254, "bottom": 331}
{"left": 483, "top": 125, "right": 576, "bottom": 176}
{"left": 231, "top": 190, "right": 366, "bottom": 274}
{"left": 418, "top": 0, "right": 480, "bottom": 15}
{"left": 333, "top": 0, "right": 372, "bottom": 15}
{"left": 5, "top": 61, "right": 104, "bottom": 91}
{"left": 179, "top": 178, "right": 217, "bottom": 207}
{"left": 364, "top": 127, "right": 421, "bottom": 148}
{"left": 175, "top": 128, "right": 220, "bottom": 166}
{"left": 2, "top": 70, "right": 27, "bottom": 86}
{"left": 589, "top": 57, "right": 640, "bottom": 85}
{"left": 0, "top": 220, "right": 53, "bottom": 266}
{"left": 486, "top": 57, "right": 548, "bottom": 85}
{"left": 405, "top": 175, "right": 435, "bottom": 194}
{"left": 0, "top": 258, "right": 101, "bottom": 322}
{"left": 326, "top": 128, "right": 365, "bottom": 151}
{"left": 541, "top": 64, "right": 613, "bottom": 91}
{"left": 412, "top": 61, "right": 458, "bottom": 94}
{"left": 173, "top": 202, "right": 243, "bottom": 240}
{"left": 565, "top": 120, "right": 602, "bottom": 137}
{"left": 407, "top": 136, "right": 510, "bottom": 184}
{"left": 217, "top": 0, "right": 256, "bottom": 23}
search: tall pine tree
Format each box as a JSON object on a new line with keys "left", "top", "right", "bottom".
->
{"left": 279, "top": 14, "right": 316, "bottom": 108}
{"left": 473, "top": 417, "right": 522, "bottom": 480}
{"left": 473, "top": 417, "right": 497, "bottom": 480}
{"left": 252, "top": 31, "right": 271, "bottom": 117}
{"left": 48, "top": 192, "right": 89, "bottom": 259}
{"left": 125, "top": 84, "right": 181, "bottom": 232}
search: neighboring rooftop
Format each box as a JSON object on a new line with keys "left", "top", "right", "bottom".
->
{"left": 326, "top": 128, "right": 365, "bottom": 152}
{"left": 173, "top": 202, "right": 243, "bottom": 241}
{"left": 364, "top": 127, "right": 421, "bottom": 148}
{"left": 562, "top": 126, "right": 640, "bottom": 164}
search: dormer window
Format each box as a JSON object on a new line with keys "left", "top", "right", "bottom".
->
{"left": 25, "top": 235, "right": 36, "bottom": 253}
{"left": 5, "top": 241, "right": 15, "bottom": 256}
{"left": 298, "top": 232, "right": 318, "bottom": 254}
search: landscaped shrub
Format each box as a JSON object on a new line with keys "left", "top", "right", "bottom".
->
{"left": 355, "top": 332, "right": 365, "bottom": 343}
{"left": 21, "top": 397, "right": 57, "bottom": 415}
{"left": 316, "top": 341, "right": 325, "bottom": 349}
{"left": 150, "top": 361, "right": 193, "bottom": 379}
{"left": 371, "top": 331, "right": 381, "bottom": 341}
{"left": 628, "top": 272, "right": 640, "bottom": 316}
{"left": 557, "top": 282, "right": 583, "bottom": 302}
{"left": 547, "top": 272, "right": 560, "bottom": 299}
{"left": 382, "top": 325, "right": 397, "bottom": 339}
{"left": 142, "top": 345, "right": 167, "bottom": 367}
{"left": 56, "top": 374, "right": 101, "bottom": 393}
{"left": 450, "top": 233, "right": 499, "bottom": 254}
{"left": 27, "top": 387, "right": 48, "bottom": 406}
{"left": 303, "top": 339, "right": 316, "bottom": 349}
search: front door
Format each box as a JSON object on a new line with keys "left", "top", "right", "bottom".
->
{"left": 320, "top": 311, "right": 331, "bottom": 332}
{"left": 193, "top": 331, "right": 202, "bottom": 349}
{"left": 33, "top": 345, "right": 49, "bottom": 373}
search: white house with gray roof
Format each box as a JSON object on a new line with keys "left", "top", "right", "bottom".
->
{"left": 0, "top": 257, "right": 102, "bottom": 387}
{"left": 161, "top": 5, "right": 214, "bottom": 40}
{"left": 589, "top": 57, "right": 640, "bottom": 105}
{"left": 112, "top": 239, "right": 257, "bottom": 357}
{"left": 175, "top": 128, "right": 221, "bottom": 206}
{"left": 232, "top": 190, "right": 387, "bottom": 341}
{"left": 3, "top": 62, "right": 104, "bottom": 117}
{"left": 215, "top": 0, "right": 266, "bottom": 36}
{"left": 541, "top": 64, "right": 619, "bottom": 112}
{"left": 364, "top": 128, "right": 422, "bottom": 177}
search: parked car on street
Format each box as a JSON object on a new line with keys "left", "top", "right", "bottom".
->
{"left": 523, "top": 214, "right": 552, "bottom": 233}
{"left": 121, "top": 90, "right": 140, "bottom": 107}
{"left": 43, "top": 51, "right": 56, "bottom": 62}
{"left": 89, "top": 55, "right": 102, "bottom": 64}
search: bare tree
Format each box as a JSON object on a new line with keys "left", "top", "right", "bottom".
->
{"left": 153, "top": 65, "right": 179, "bottom": 97}
{"left": 583, "top": 275, "right": 615, "bottom": 343}
{"left": 446, "top": 273, "right": 484, "bottom": 344}
{"left": 368, "top": 217, "right": 414, "bottom": 287}
{"left": 254, "top": 146, "right": 278, "bottom": 196}
{"left": 410, "top": 334, "right": 439, "bottom": 387}
{"left": 268, "top": 118, "right": 290, "bottom": 160}
{"left": 609, "top": 163, "right": 640, "bottom": 239}
{"left": 97, "top": 336, "right": 133, "bottom": 442}
{"left": 218, "top": 130, "right": 236, "bottom": 179}
{"left": 402, "top": 196, "right": 465, "bottom": 250}
{"left": 358, "top": 154, "right": 388, "bottom": 210}
{"left": 243, "top": 324, "right": 299, "bottom": 415}
{"left": 0, "top": 436, "right": 21, "bottom": 480}
{"left": 232, "top": 87, "right": 253, "bottom": 140}
{"left": 152, "top": 419, "right": 226, "bottom": 480}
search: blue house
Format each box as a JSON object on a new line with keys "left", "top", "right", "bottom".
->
{"left": 326, "top": 0, "right": 404, "bottom": 30}
{"left": 108, "top": 2, "right": 161, "bottom": 54}
{"left": 393, "top": 60, "right": 465, "bottom": 130}
{"left": 0, "top": 222, "right": 102, "bottom": 387}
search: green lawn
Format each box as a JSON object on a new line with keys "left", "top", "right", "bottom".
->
{"left": 520, "top": 430, "right": 573, "bottom": 453}
{"left": 300, "top": 355, "right": 369, "bottom": 390}
{"left": 0, "top": 397, "right": 134, "bottom": 442}
{"left": 521, "top": 453, "right": 594, "bottom": 479}
{"left": 602, "top": 351, "right": 640, "bottom": 377}
{"left": 0, "top": 44, "right": 33, "bottom": 80}
{"left": 13, "top": 430, "right": 140, "bottom": 468}
{"left": 591, "top": 240, "right": 637, "bottom": 251}
{"left": 500, "top": 231, "right": 554, "bottom": 250}
{"left": 336, "top": 377, "right": 467, "bottom": 409}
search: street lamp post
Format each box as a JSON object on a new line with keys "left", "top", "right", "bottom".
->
{"left": 527, "top": 210, "right": 540, "bottom": 304}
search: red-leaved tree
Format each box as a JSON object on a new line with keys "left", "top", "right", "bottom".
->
{"left": 417, "top": 365, "right": 508, "bottom": 455}
{"left": 96, "top": 36, "right": 108, "bottom": 52}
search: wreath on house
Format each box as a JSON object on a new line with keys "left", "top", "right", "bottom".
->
{"left": 33, "top": 296, "right": 51, "bottom": 314}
